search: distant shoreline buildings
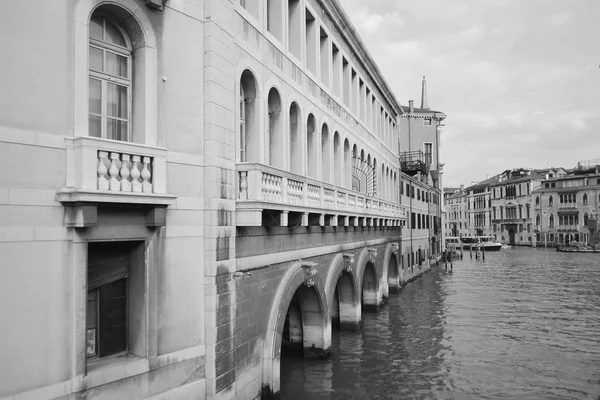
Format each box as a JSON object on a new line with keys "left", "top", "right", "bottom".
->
{"left": 443, "top": 160, "right": 600, "bottom": 247}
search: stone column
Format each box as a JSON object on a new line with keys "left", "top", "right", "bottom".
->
{"left": 204, "top": 1, "right": 237, "bottom": 398}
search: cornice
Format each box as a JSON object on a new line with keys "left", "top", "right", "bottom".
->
{"left": 321, "top": 0, "right": 405, "bottom": 116}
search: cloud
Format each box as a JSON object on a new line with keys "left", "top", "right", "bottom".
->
{"left": 343, "top": 0, "right": 600, "bottom": 187}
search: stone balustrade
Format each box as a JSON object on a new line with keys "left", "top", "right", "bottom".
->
{"left": 236, "top": 163, "right": 406, "bottom": 221}
{"left": 557, "top": 225, "right": 579, "bottom": 231}
{"left": 97, "top": 151, "right": 153, "bottom": 193}
{"left": 57, "top": 136, "right": 174, "bottom": 207}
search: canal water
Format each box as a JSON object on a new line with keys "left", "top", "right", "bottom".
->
{"left": 280, "top": 247, "right": 600, "bottom": 399}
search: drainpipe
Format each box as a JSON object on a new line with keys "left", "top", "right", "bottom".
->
{"left": 408, "top": 100, "right": 414, "bottom": 270}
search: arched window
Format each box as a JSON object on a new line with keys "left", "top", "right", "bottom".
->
{"left": 240, "top": 70, "right": 258, "bottom": 162}
{"left": 343, "top": 139, "right": 351, "bottom": 189}
{"left": 240, "top": 85, "right": 246, "bottom": 160}
{"left": 333, "top": 132, "right": 342, "bottom": 186}
{"left": 535, "top": 196, "right": 540, "bottom": 206}
{"left": 267, "top": 88, "right": 283, "bottom": 168}
{"left": 549, "top": 195, "right": 553, "bottom": 206}
{"left": 535, "top": 214, "right": 540, "bottom": 225}
{"left": 89, "top": 15, "right": 132, "bottom": 141}
{"left": 289, "top": 102, "right": 302, "bottom": 173}
{"left": 583, "top": 193, "right": 588, "bottom": 204}
{"left": 584, "top": 212, "right": 589, "bottom": 225}
{"left": 321, "top": 124, "right": 331, "bottom": 182}
{"left": 549, "top": 214, "right": 554, "bottom": 227}
{"left": 306, "top": 114, "right": 318, "bottom": 179}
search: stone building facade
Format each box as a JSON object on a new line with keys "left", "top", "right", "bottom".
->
{"left": 0, "top": 1, "right": 431, "bottom": 399}
{"left": 489, "top": 169, "right": 537, "bottom": 245}
{"left": 398, "top": 78, "right": 446, "bottom": 263}
{"left": 533, "top": 163, "right": 600, "bottom": 247}
{"left": 443, "top": 186, "right": 468, "bottom": 238}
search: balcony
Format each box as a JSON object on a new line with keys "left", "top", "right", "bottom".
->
{"left": 400, "top": 150, "right": 429, "bottom": 176}
{"left": 236, "top": 163, "right": 407, "bottom": 227}
{"left": 557, "top": 203, "right": 578, "bottom": 211}
{"left": 557, "top": 225, "right": 579, "bottom": 231}
{"left": 57, "top": 137, "right": 176, "bottom": 226}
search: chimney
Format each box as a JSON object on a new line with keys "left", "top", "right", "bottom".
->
{"left": 408, "top": 100, "right": 414, "bottom": 113}
{"left": 421, "top": 76, "right": 430, "bottom": 109}
{"left": 460, "top": 184, "right": 464, "bottom": 192}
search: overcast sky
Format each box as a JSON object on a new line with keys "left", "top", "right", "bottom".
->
{"left": 343, "top": 0, "right": 600, "bottom": 188}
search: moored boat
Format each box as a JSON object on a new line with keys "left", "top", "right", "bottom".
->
{"left": 461, "top": 236, "right": 503, "bottom": 251}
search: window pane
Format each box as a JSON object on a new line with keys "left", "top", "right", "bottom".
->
{"left": 89, "top": 46, "right": 103, "bottom": 72}
{"left": 105, "top": 52, "right": 128, "bottom": 78}
{"left": 89, "top": 116, "right": 102, "bottom": 137}
{"left": 89, "top": 78, "right": 102, "bottom": 114}
{"left": 90, "top": 16, "right": 103, "bottom": 41}
{"left": 106, "top": 83, "right": 127, "bottom": 118}
{"left": 107, "top": 119, "right": 128, "bottom": 141}
{"left": 104, "top": 20, "right": 127, "bottom": 47}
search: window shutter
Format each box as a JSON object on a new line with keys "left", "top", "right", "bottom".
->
{"left": 88, "top": 248, "right": 129, "bottom": 290}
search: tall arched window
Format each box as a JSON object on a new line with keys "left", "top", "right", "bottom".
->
{"left": 535, "top": 196, "right": 540, "bottom": 206}
{"left": 240, "top": 85, "right": 246, "bottom": 160}
{"left": 89, "top": 15, "right": 132, "bottom": 141}
{"left": 535, "top": 214, "right": 540, "bottom": 225}
{"left": 321, "top": 124, "right": 331, "bottom": 182}
{"left": 549, "top": 195, "right": 553, "bottom": 206}
{"left": 549, "top": 214, "right": 554, "bottom": 227}
{"left": 289, "top": 102, "right": 302, "bottom": 173}
{"left": 333, "top": 132, "right": 342, "bottom": 186}
{"left": 306, "top": 114, "right": 318, "bottom": 179}
{"left": 583, "top": 193, "right": 588, "bottom": 204}
{"left": 343, "top": 139, "right": 351, "bottom": 189}
{"left": 240, "top": 70, "right": 258, "bottom": 162}
{"left": 267, "top": 88, "right": 283, "bottom": 168}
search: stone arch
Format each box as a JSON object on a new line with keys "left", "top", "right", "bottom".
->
{"left": 354, "top": 247, "right": 382, "bottom": 311}
{"left": 324, "top": 253, "right": 361, "bottom": 330}
{"left": 380, "top": 242, "right": 400, "bottom": 297}
{"left": 262, "top": 261, "right": 330, "bottom": 395}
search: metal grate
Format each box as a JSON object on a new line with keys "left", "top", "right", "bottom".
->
{"left": 351, "top": 155, "right": 376, "bottom": 196}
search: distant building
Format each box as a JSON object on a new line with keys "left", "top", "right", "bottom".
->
{"left": 533, "top": 161, "right": 600, "bottom": 247}
{"left": 489, "top": 168, "right": 552, "bottom": 245}
{"left": 444, "top": 185, "right": 468, "bottom": 238}
{"left": 464, "top": 175, "right": 500, "bottom": 238}
{"left": 399, "top": 77, "right": 446, "bottom": 261}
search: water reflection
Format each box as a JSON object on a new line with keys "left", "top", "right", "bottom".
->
{"left": 280, "top": 247, "right": 600, "bottom": 399}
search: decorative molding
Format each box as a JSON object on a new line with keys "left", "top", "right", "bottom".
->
{"left": 342, "top": 252, "right": 356, "bottom": 273}
{"left": 367, "top": 248, "right": 378, "bottom": 264}
{"left": 298, "top": 260, "right": 318, "bottom": 287}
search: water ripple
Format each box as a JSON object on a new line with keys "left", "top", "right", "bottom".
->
{"left": 281, "top": 247, "right": 600, "bottom": 399}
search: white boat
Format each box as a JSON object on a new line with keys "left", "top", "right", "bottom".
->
{"left": 461, "top": 236, "right": 503, "bottom": 251}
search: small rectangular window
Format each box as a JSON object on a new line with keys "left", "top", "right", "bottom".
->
{"left": 424, "top": 119, "right": 432, "bottom": 125}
